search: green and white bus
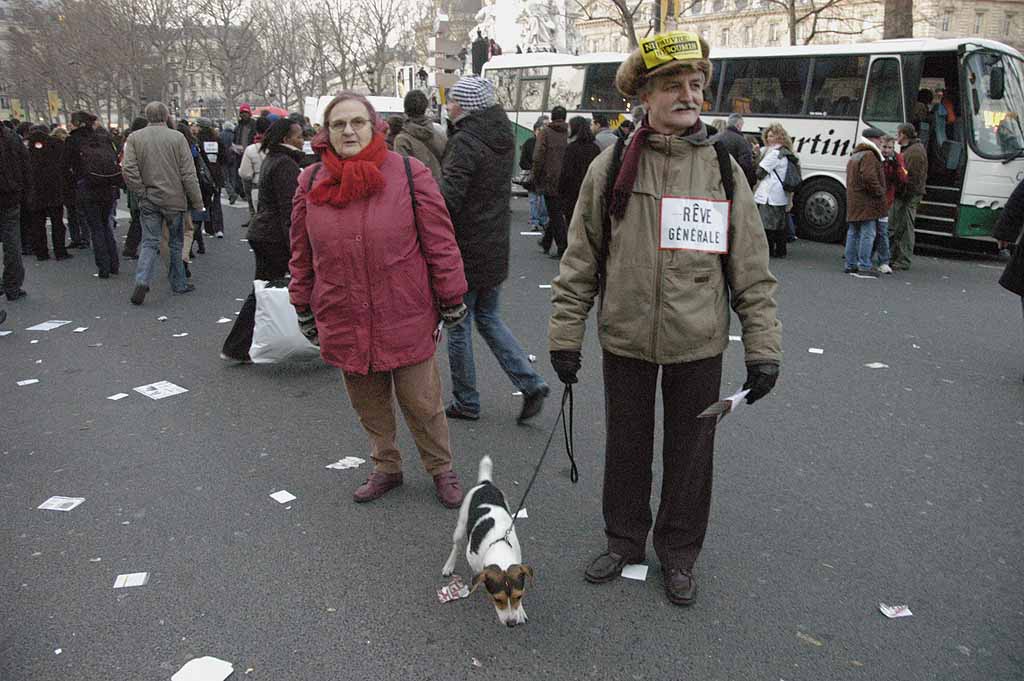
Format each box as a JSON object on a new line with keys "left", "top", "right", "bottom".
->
{"left": 482, "top": 38, "right": 1024, "bottom": 245}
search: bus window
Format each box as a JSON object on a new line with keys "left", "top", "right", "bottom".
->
{"left": 964, "top": 51, "right": 1024, "bottom": 158}
{"left": 862, "top": 57, "right": 904, "bottom": 132}
{"left": 491, "top": 69, "right": 519, "bottom": 110}
{"left": 549, "top": 65, "right": 586, "bottom": 110}
{"left": 806, "top": 55, "right": 867, "bottom": 118}
{"left": 582, "top": 62, "right": 630, "bottom": 112}
{"left": 718, "top": 57, "right": 809, "bottom": 116}
{"left": 519, "top": 67, "right": 549, "bottom": 112}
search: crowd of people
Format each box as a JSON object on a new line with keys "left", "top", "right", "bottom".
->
{"left": 1, "top": 27, "right": 1021, "bottom": 607}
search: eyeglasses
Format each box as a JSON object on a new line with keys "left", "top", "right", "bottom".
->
{"left": 329, "top": 117, "right": 368, "bottom": 132}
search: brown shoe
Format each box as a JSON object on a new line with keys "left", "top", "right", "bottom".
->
{"left": 663, "top": 567, "right": 697, "bottom": 606}
{"left": 584, "top": 551, "right": 637, "bottom": 584}
{"left": 433, "top": 470, "right": 464, "bottom": 509}
{"left": 353, "top": 471, "right": 403, "bottom": 503}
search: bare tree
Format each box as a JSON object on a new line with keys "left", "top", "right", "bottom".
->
{"left": 760, "top": 0, "right": 869, "bottom": 45}
{"left": 883, "top": 0, "right": 913, "bottom": 39}
{"left": 571, "top": 0, "right": 663, "bottom": 49}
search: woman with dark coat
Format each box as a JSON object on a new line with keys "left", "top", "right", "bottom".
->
{"left": 196, "top": 118, "right": 226, "bottom": 237}
{"left": 994, "top": 178, "right": 1024, "bottom": 382}
{"left": 177, "top": 121, "right": 208, "bottom": 255}
{"left": 221, "top": 118, "right": 306, "bottom": 362}
{"left": 557, "top": 116, "right": 601, "bottom": 228}
{"left": 26, "top": 126, "right": 72, "bottom": 260}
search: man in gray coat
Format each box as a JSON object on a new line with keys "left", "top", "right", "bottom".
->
{"left": 122, "top": 101, "right": 204, "bottom": 305}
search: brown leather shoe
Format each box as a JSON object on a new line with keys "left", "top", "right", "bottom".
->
{"left": 433, "top": 470, "right": 464, "bottom": 509}
{"left": 584, "top": 551, "right": 638, "bottom": 584}
{"left": 353, "top": 471, "right": 403, "bottom": 503}
{"left": 664, "top": 567, "right": 697, "bottom": 606}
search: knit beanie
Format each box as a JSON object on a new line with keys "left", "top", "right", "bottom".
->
{"left": 449, "top": 76, "right": 497, "bottom": 112}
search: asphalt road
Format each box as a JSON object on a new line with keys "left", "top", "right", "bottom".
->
{"left": 1, "top": 195, "right": 1022, "bottom": 681}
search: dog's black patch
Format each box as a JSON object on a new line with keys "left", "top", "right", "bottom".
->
{"left": 470, "top": 517, "right": 495, "bottom": 555}
{"left": 468, "top": 482, "right": 509, "bottom": 554}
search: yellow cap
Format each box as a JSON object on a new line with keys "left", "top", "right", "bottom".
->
{"left": 640, "top": 31, "right": 704, "bottom": 71}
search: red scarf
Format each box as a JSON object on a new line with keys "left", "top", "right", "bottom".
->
{"left": 309, "top": 131, "right": 387, "bottom": 208}
{"left": 609, "top": 118, "right": 703, "bottom": 220}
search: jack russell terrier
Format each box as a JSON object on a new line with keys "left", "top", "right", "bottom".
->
{"left": 442, "top": 455, "right": 534, "bottom": 627}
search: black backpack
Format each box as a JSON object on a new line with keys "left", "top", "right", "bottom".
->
{"left": 80, "top": 133, "right": 123, "bottom": 188}
{"left": 773, "top": 149, "right": 802, "bottom": 193}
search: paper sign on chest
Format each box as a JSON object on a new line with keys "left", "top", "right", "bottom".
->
{"left": 659, "top": 196, "right": 730, "bottom": 254}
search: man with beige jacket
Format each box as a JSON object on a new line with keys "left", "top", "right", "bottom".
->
{"left": 548, "top": 31, "right": 782, "bottom": 607}
{"left": 121, "top": 101, "right": 204, "bottom": 305}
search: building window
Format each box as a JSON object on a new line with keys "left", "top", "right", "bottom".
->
{"left": 941, "top": 12, "right": 952, "bottom": 32}
{"left": 692, "top": 0, "right": 702, "bottom": 15}
{"left": 974, "top": 13, "right": 984, "bottom": 33}
{"left": 735, "top": 0, "right": 748, "bottom": 9}
{"left": 744, "top": 25, "right": 752, "bottom": 45}
{"left": 1005, "top": 13, "right": 1016, "bottom": 34}
{"left": 713, "top": 0, "right": 724, "bottom": 12}
{"left": 0, "top": 95, "right": 10, "bottom": 110}
{"left": 721, "top": 27, "right": 729, "bottom": 46}
{"left": 769, "top": 23, "right": 779, "bottom": 43}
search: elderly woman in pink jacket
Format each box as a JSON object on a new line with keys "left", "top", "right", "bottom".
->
{"left": 289, "top": 92, "right": 469, "bottom": 508}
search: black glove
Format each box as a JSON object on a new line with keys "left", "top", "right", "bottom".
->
{"left": 295, "top": 307, "right": 320, "bottom": 347}
{"left": 550, "top": 350, "right": 582, "bottom": 385}
{"left": 439, "top": 303, "right": 467, "bottom": 329}
{"left": 743, "top": 363, "right": 779, "bottom": 404}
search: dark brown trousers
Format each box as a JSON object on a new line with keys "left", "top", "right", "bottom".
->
{"left": 601, "top": 350, "right": 722, "bottom": 570}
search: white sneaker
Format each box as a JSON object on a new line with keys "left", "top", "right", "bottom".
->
{"left": 215, "top": 231, "right": 224, "bottom": 238}
{"left": 877, "top": 264, "right": 893, "bottom": 274}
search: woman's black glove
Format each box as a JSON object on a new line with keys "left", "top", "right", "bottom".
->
{"left": 439, "top": 303, "right": 468, "bottom": 328}
{"left": 743, "top": 363, "right": 779, "bottom": 404}
{"left": 295, "top": 307, "right": 319, "bottom": 347}
{"left": 550, "top": 350, "right": 582, "bottom": 385}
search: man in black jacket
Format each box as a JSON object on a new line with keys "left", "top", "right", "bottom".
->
{"left": 26, "top": 126, "right": 72, "bottom": 261}
{"left": 0, "top": 123, "right": 29, "bottom": 300}
{"left": 440, "top": 75, "right": 550, "bottom": 423}
{"left": 718, "top": 113, "right": 756, "bottom": 188}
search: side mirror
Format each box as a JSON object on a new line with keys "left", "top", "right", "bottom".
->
{"left": 990, "top": 65, "right": 1005, "bottom": 100}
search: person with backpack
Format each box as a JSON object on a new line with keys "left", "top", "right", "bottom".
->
{"left": 289, "top": 92, "right": 468, "bottom": 508}
{"left": 66, "top": 110, "right": 121, "bottom": 278}
{"left": 547, "top": 31, "right": 781, "bottom": 607}
{"left": 753, "top": 122, "right": 798, "bottom": 258}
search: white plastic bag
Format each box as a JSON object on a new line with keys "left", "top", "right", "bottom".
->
{"left": 250, "top": 279, "right": 321, "bottom": 364}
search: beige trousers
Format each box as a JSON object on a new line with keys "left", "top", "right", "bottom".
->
{"left": 342, "top": 357, "right": 453, "bottom": 476}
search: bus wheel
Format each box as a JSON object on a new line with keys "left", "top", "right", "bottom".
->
{"left": 796, "top": 178, "right": 846, "bottom": 243}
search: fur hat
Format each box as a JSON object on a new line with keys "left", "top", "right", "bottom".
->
{"left": 616, "top": 31, "right": 712, "bottom": 98}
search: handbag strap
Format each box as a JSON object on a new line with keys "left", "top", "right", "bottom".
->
{"left": 403, "top": 155, "right": 420, "bottom": 229}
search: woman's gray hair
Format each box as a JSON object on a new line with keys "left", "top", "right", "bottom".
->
{"left": 144, "top": 101, "right": 169, "bottom": 124}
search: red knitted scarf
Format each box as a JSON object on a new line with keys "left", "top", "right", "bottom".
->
{"left": 309, "top": 132, "right": 387, "bottom": 208}
{"left": 609, "top": 118, "right": 703, "bottom": 220}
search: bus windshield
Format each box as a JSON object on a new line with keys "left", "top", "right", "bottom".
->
{"left": 964, "top": 50, "right": 1024, "bottom": 159}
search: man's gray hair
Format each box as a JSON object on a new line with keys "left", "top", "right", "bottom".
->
{"left": 144, "top": 101, "right": 169, "bottom": 124}
{"left": 727, "top": 113, "right": 743, "bottom": 128}
{"left": 897, "top": 122, "right": 918, "bottom": 139}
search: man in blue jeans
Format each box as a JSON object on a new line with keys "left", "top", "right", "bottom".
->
{"left": 121, "top": 101, "right": 204, "bottom": 305}
{"left": 441, "top": 75, "right": 549, "bottom": 422}
{"left": 843, "top": 127, "right": 887, "bottom": 277}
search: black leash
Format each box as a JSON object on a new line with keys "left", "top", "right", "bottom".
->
{"left": 506, "top": 385, "right": 577, "bottom": 537}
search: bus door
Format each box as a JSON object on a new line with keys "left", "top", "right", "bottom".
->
{"left": 913, "top": 51, "right": 965, "bottom": 236}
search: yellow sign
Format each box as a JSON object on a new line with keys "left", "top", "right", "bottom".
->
{"left": 47, "top": 90, "right": 61, "bottom": 119}
{"left": 11, "top": 97, "right": 24, "bottom": 119}
{"left": 640, "top": 31, "right": 703, "bottom": 71}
